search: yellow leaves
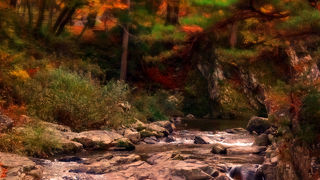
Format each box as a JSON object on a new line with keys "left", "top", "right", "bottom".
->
{"left": 9, "top": 70, "right": 30, "bottom": 80}
{"left": 260, "top": 4, "right": 275, "bottom": 14}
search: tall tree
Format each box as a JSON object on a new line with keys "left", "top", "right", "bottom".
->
{"left": 120, "top": 0, "right": 130, "bottom": 81}
{"left": 166, "top": 0, "right": 180, "bottom": 25}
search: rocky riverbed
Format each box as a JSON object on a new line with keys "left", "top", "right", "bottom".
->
{"left": 0, "top": 116, "right": 281, "bottom": 180}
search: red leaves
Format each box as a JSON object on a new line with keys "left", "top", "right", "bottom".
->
{"left": 146, "top": 66, "right": 188, "bottom": 89}
{"left": 0, "top": 163, "right": 8, "bottom": 178}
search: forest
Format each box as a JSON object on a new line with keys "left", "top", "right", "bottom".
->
{"left": 0, "top": 0, "right": 319, "bottom": 179}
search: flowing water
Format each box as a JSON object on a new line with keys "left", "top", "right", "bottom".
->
{"left": 40, "top": 119, "right": 265, "bottom": 180}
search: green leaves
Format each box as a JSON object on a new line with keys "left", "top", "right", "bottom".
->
{"left": 189, "top": 0, "right": 238, "bottom": 7}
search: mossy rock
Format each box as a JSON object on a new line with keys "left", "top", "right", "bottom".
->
{"left": 140, "top": 129, "right": 164, "bottom": 138}
{"left": 113, "top": 138, "right": 135, "bottom": 151}
{"left": 246, "top": 116, "right": 271, "bottom": 134}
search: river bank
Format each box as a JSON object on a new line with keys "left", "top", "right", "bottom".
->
{"left": 0, "top": 116, "right": 285, "bottom": 180}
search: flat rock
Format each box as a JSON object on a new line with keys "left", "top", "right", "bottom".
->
{"left": 227, "top": 146, "right": 267, "bottom": 155}
{"left": 71, "top": 130, "right": 123, "bottom": 150}
{"left": 0, "top": 152, "right": 42, "bottom": 180}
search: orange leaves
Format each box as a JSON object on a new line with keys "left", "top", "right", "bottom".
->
{"left": 181, "top": 25, "right": 203, "bottom": 34}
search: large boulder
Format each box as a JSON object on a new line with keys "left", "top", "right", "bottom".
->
{"left": 253, "top": 134, "right": 270, "bottom": 146}
{"left": 229, "top": 165, "right": 261, "bottom": 180}
{"left": 211, "top": 143, "right": 227, "bottom": 154}
{"left": 154, "top": 121, "right": 176, "bottom": 133}
{"left": 147, "top": 123, "right": 169, "bottom": 136}
{"left": 246, "top": 116, "right": 271, "bottom": 134}
{"left": 71, "top": 130, "right": 123, "bottom": 150}
{"left": 0, "top": 113, "right": 13, "bottom": 133}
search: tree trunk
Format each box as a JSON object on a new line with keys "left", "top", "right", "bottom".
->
{"left": 34, "top": 0, "right": 46, "bottom": 33}
{"left": 230, "top": 22, "right": 238, "bottom": 48}
{"left": 48, "top": 0, "right": 55, "bottom": 29}
{"left": 77, "top": 25, "right": 88, "bottom": 40}
{"left": 10, "top": 0, "right": 17, "bottom": 8}
{"left": 166, "top": 0, "right": 180, "bottom": 25}
{"left": 55, "top": 7, "right": 76, "bottom": 36}
{"left": 120, "top": 0, "right": 130, "bottom": 81}
{"left": 52, "top": 6, "right": 69, "bottom": 33}
{"left": 26, "top": 0, "right": 33, "bottom": 27}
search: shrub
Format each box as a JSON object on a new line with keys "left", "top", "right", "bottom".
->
{"left": 131, "top": 90, "right": 181, "bottom": 122}
{"left": 0, "top": 121, "right": 62, "bottom": 157}
{"left": 22, "top": 69, "right": 134, "bottom": 131}
{"left": 299, "top": 90, "right": 320, "bottom": 144}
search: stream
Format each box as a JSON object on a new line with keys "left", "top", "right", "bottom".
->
{"left": 39, "top": 118, "right": 266, "bottom": 180}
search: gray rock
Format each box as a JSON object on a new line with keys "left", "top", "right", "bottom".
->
{"left": 0, "top": 113, "right": 13, "bottom": 133}
{"left": 246, "top": 116, "right": 271, "bottom": 134}
{"left": 211, "top": 143, "right": 227, "bottom": 154}
{"left": 253, "top": 134, "right": 270, "bottom": 146}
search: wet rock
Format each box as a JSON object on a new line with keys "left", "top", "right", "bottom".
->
{"left": 0, "top": 113, "right": 13, "bottom": 133}
{"left": 227, "top": 146, "right": 267, "bottom": 155}
{"left": 124, "top": 129, "right": 140, "bottom": 144}
{"left": 253, "top": 134, "right": 270, "bottom": 146}
{"left": 194, "top": 135, "right": 213, "bottom": 144}
{"left": 246, "top": 116, "right": 271, "bottom": 134}
{"left": 58, "top": 156, "right": 82, "bottom": 162}
{"left": 225, "top": 128, "right": 247, "bottom": 134}
{"left": 229, "top": 165, "right": 262, "bottom": 180}
{"left": 165, "top": 135, "right": 175, "bottom": 143}
{"left": 211, "top": 143, "right": 227, "bottom": 154}
{"left": 71, "top": 130, "right": 123, "bottom": 150}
